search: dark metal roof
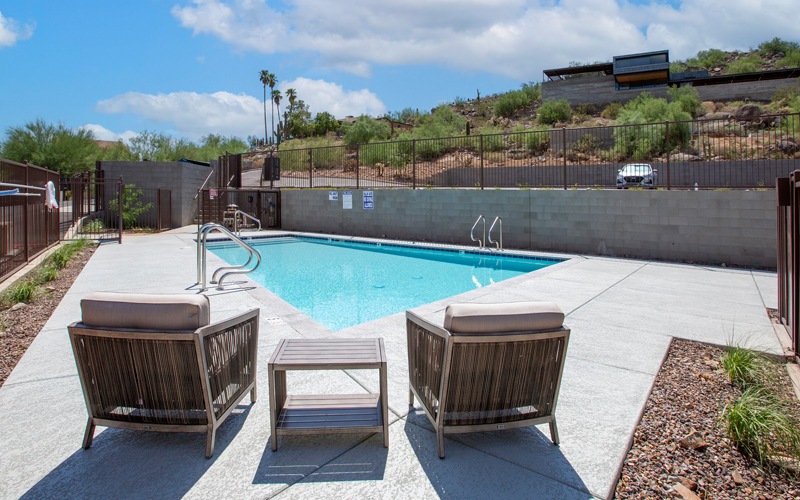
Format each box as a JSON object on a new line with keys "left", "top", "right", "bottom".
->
{"left": 543, "top": 62, "right": 613, "bottom": 80}
{"left": 670, "top": 67, "right": 800, "bottom": 86}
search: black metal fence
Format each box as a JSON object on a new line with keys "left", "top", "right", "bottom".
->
{"left": 777, "top": 172, "right": 799, "bottom": 363}
{"left": 0, "top": 158, "right": 60, "bottom": 283}
{"left": 265, "top": 112, "right": 800, "bottom": 190}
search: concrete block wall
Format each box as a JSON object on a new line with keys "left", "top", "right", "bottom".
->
{"left": 281, "top": 189, "right": 776, "bottom": 268}
{"left": 100, "top": 161, "right": 215, "bottom": 227}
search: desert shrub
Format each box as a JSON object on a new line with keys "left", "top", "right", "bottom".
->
{"left": 342, "top": 116, "right": 391, "bottom": 146}
{"left": 668, "top": 86, "right": 702, "bottom": 117}
{"left": 601, "top": 102, "right": 623, "bottom": 120}
{"left": 521, "top": 82, "right": 541, "bottom": 102}
{"left": 721, "top": 345, "right": 763, "bottom": 387}
{"left": 108, "top": 184, "right": 154, "bottom": 230}
{"left": 479, "top": 127, "right": 507, "bottom": 152}
{"left": 694, "top": 48, "right": 728, "bottom": 69}
{"left": 538, "top": 99, "right": 572, "bottom": 125}
{"left": 669, "top": 61, "right": 688, "bottom": 74}
{"left": 525, "top": 129, "right": 551, "bottom": 154}
{"left": 79, "top": 219, "right": 105, "bottom": 234}
{"left": 2, "top": 280, "right": 37, "bottom": 305}
{"left": 37, "top": 264, "right": 59, "bottom": 283}
{"left": 570, "top": 134, "right": 602, "bottom": 154}
{"left": 759, "top": 37, "right": 800, "bottom": 57}
{"left": 778, "top": 50, "right": 800, "bottom": 69}
{"left": 310, "top": 146, "right": 344, "bottom": 169}
{"left": 614, "top": 93, "right": 691, "bottom": 159}
{"left": 726, "top": 54, "right": 764, "bottom": 75}
{"left": 494, "top": 90, "right": 532, "bottom": 118}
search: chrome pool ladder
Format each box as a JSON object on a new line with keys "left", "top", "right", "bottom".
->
{"left": 196, "top": 223, "right": 261, "bottom": 290}
{"left": 470, "top": 215, "right": 485, "bottom": 248}
{"left": 488, "top": 216, "right": 503, "bottom": 251}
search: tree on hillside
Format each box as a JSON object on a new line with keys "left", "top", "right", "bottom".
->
{"left": 312, "top": 111, "right": 339, "bottom": 136}
{"left": 285, "top": 88, "right": 297, "bottom": 140}
{"left": 1, "top": 119, "right": 100, "bottom": 175}
{"left": 272, "top": 89, "right": 282, "bottom": 145}
{"left": 259, "top": 70, "right": 272, "bottom": 146}
{"left": 286, "top": 99, "right": 313, "bottom": 138}
{"left": 260, "top": 71, "right": 277, "bottom": 143}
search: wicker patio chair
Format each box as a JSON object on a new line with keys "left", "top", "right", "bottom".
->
{"left": 406, "top": 301, "right": 570, "bottom": 458}
{"left": 68, "top": 292, "right": 259, "bottom": 458}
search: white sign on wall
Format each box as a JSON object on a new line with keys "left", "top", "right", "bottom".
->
{"left": 329, "top": 191, "right": 338, "bottom": 201}
{"left": 342, "top": 191, "right": 352, "bottom": 209}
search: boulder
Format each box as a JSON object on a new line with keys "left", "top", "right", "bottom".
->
{"left": 733, "top": 104, "right": 762, "bottom": 122}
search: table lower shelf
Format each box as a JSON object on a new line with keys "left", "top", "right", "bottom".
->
{"left": 275, "top": 393, "right": 384, "bottom": 434}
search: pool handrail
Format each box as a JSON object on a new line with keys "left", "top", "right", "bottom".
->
{"left": 488, "top": 216, "right": 503, "bottom": 251}
{"left": 196, "top": 223, "right": 261, "bottom": 290}
{"left": 470, "top": 215, "right": 485, "bottom": 248}
{"left": 234, "top": 210, "right": 262, "bottom": 234}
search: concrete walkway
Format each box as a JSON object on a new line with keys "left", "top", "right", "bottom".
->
{"left": 0, "top": 227, "right": 783, "bottom": 499}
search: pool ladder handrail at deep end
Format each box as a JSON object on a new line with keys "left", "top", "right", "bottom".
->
{"left": 196, "top": 223, "right": 261, "bottom": 291}
{"left": 470, "top": 215, "right": 485, "bottom": 248}
{"left": 488, "top": 216, "right": 503, "bottom": 251}
{"left": 234, "top": 210, "right": 262, "bottom": 235}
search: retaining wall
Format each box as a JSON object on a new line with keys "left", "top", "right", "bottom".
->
{"left": 281, "top": 189, "right": 776, "bottom": 268}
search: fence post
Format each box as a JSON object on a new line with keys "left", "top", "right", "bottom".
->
{"left": 562, "top": 127, "right": 567, "bottom": 190}
{"left": 23, "top": 161, "right": 29, "bottom": 262}
{"left": 479, "top": 135, "right": 484, "bottom": 190}
{"left": 308, "top": 149, "right": 313, "bottom": 188}
{"left": 665, "top": 120, "right": 671, "bottom": 190}
{"left": 118, "top": 178, "right": 124, "bottom": 243}
{"left": 157, "top": 188, "right": 162, "bottom": 232}
{"left": 356, "top": 144, "right": 360, "bottom": 190}
{"left": 412, "top": 140, "right": 417, "bottom": 189}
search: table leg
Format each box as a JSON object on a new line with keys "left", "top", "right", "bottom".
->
{"left": 380, "top": 361, "right": 389, "bottom": 447}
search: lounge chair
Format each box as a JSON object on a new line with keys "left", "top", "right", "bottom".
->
{"left": 68, "top": 292, "right": 259, "bottom": 458}
{"left": 406, "top": 301, "right": 569, "bottom": 458}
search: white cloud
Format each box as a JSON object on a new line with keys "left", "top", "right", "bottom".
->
{"left": 96, "top": 84, "right": 386, "bottom": 140}
{"left": 171, "top": 0, "right": 800, "bottom": 80}
{"left": 0, "top": 11, "right": 34, "bottom": 47}
{"left": 81, "top": 124, "right": 138, "bottom": 144}
{"left": 280, "top": 77, "right": 386, "bottom": 117}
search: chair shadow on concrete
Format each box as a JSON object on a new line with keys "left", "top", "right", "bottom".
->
{"left": 403, "top": 411, "right": 591, "bottom": 499}
{"left": 252, "top": 432, "right": 388, "bottom": 486}
{"left": 20, "top": 405, "right": 252, "bottom": 500}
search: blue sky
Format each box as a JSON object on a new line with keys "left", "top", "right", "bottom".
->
{"left": 1, "top": 0, "right": 798, "bottom": 144}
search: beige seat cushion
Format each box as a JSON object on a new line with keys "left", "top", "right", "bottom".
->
{"left": 444, "top": 301, "right": 564, "bottom": 335}
{"left": 80, "top": 292, "right": 211, "bottom": 331}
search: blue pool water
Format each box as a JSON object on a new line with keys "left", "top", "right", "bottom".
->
{"left": 209, "top": 237, "right": 560, "bottom": 331}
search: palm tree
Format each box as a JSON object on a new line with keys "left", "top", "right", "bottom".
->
{"left": 285, "top": 88, "right": 297, "bottom": 140}
{"left": 263, "top": 72, "right": 277, "bottom": 143}
{"left": 272, "top": 89, "right": 283, "bottom": 145}
{"left": 258, "top": 70, "right": 271, "bottom": 146}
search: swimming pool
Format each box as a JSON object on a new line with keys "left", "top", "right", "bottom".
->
{"left": 209, "top": 236, "right": 561, "bottom": 331}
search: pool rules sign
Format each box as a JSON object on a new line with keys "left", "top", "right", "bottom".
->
{"left": 363, "top": 191, "right": 374, "bottom": 210}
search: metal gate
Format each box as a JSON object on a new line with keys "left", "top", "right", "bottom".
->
{"left": 60, "top": 171, "right": 123, "bottom": 243}
{"left": 198, "top": 189, "right": 280, "bottom": 229}
{"left": 777, "top": 173, "right": 799, "bottom": 363}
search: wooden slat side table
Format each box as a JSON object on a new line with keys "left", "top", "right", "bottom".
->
{"left": 268, "top": 338, "right": 389, "bottom": 451}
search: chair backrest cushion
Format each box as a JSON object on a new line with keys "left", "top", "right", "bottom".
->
{"left": 444, "top": 301, "right": 564, "bottom": 335}
{"left": 80, "top": 292, "right": 211, "bottom": 331}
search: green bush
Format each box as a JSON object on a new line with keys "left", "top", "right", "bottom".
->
{"left": 778, "top": 50, "right": 800, "bottom": 69}
{"left": 613, "top": 93, "right": 692, "bottom": 159}
{"left": 525, "top": 129, "right": 551, "bottom": 154}
{"left": 479, "top": 128, "right": 507, "bottom": 152}
{"left": 668, "top": 86, "right": 702, "bottom": 117}
{"left": 694, "top": 48, "right": 728, "bottom": 69}
{"left": 494, "top": 90, "right": 532, "bottom": 118}
{"left": 726, "top": 54, "right": 763, "bottom": 75}
{"left": 538, "top": 99, "right": 572, "bottom": 125}
{"left": 759, "top": 37, "right": 800, "bottom": 57}
{"left": 601, "top": 102, "right": 623, "bottom": 120}
{"left": 310, "top": 146, "right": 344, "bottom": 169}
{"left": 342, "top": 116, "right": 391, "bottom": 146}
{"left": 37, "top": 264, "right": 59, "bottom": 283}
{"left": 3, "top": 280, "right": 37, "bottom": 305}
{"left": 721, "top": 346, "right": 762, "bottom": 387}
{"left": 108, "top": 184, "right": 154, "bottom": 230}
{"left": 723, "top": 386, "right": 800, "bottom": 467}
{"left": 520, "top": 82, "right": 541, "bottom": 102}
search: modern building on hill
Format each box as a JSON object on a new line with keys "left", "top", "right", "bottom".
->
{"left": 542, "top": 49, "right": 800, "bottom": 107}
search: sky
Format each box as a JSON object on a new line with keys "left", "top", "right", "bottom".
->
{"left": 1, "top": 0, "right": 798, "bottom": 145}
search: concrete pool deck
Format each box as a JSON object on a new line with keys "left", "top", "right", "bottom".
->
{"left": 0, "top": 227, "right": 785, "bottom": 499}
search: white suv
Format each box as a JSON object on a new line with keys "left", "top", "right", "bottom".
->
{"left": 616, "top": 163, "right": 657, "bottom": 189}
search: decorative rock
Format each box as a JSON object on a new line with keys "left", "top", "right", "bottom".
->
{"left": 671, "top": 482, "right": 701, "bottom": 500}
{"left": 734, "top": 104, "right": 762, "bottom": 122}
{"left": 732, "top": 470, "right": 744, "bottom": 485}
{"left": 776, "top": 139, "right": 799, "bottom": 154}
{"left": 678, "top": 429, "right": 709, "bottom": 451}
{"left": 10, "top": 303, "right": 27, "bottom": 311}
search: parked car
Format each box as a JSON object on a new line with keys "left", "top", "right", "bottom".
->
{"left": 616, "top": 163, "right": 657, "bottom": 189}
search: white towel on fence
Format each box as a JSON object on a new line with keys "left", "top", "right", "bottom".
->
{"left": 45, "top": 181, "right": 59, "bottom": 209}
